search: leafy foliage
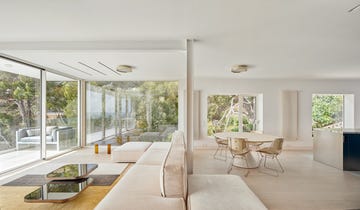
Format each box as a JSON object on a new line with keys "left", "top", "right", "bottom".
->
{"left": 207, "top": 95, "right": 256, "bottom": 135}
{"left": 312, "top": 95, "right": 343, "bottom": 128}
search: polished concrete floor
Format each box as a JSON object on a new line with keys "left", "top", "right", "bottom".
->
{"left": 194, "top": 149, "right": 360, "bottom": 210}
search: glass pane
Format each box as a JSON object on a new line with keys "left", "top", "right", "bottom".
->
{"left": 46, "top": 72, "right": 78, "bottom": 156}
{"left": 312, "top": 94, "right": 344, "bottom": 129}
{"left": 105, "top": 90, "right": 115, "bottom": 136}
{"left": 86, "top": 83, "right": 103, "bottom": 144}
{"left": 86, "top": 81, "right": 178, "bottom": 145}
{"left": 242, "top": 96, "right": 256, "bottom": 132}
{"left": 0, "top": 57, "right": 41, "bottom": 173}
{"left": 207, "top": 95, "right": 238, "bottom": 135}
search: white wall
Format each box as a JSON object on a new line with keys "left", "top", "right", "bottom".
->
{"left": 178, "top": 79, "right": 186, "bottom": 132}
{"left": 195, "top": 78, "right": 360, "bottom": 149}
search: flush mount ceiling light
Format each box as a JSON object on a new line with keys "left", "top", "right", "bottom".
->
{"left": 231, "top": 64, "right": 248, "bottom": 73}
{"left": 116, "top": 65, "right": 133, "bottom": 73}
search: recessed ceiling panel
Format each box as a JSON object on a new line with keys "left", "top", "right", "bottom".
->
{"left": 1, "top": 50, "right": 186, "bottom": 81}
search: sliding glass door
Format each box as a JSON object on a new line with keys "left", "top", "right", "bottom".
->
{"left": 0, "top": 57, "right": 81, "bottom": 173}
{"left": 46, "top": 72, "right": 79, "bottom": 157}
{"left": 0, "top": 57, "right": 41, "bottom": 173}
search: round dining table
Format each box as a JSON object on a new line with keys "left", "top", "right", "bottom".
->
{"left": 214, "top": 132, "right": 282, "bottom": 168}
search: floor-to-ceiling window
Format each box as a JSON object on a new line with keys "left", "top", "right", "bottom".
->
{"left": 0, "top": 57, "right": 41, "bottom": 173}
{"left": 86, "top": 81, "right": 178, "bottom": 145}
{"left": 46, "top": 72, "right": 78, "bottom": 157}
{"left": 0, "top": 57, "right": 81, "bottom": 174}
{"left": 207, "top": 94, "right": 258, "bottom": 136}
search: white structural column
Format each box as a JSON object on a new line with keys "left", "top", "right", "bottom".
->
{"left": 40, "top": 71, "right": 47, "bottom": 159}
{"left": 186, "top": 39, "right": 194, "bottom": 174}
{"left": 79, "top": 80, "right": 86, "bottom": 147}
{"left": 238, "top": 96, "right": 244, "bottom": 132}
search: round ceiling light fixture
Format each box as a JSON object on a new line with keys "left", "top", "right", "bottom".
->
{"left": 116, "top": 65, "right": 133, "bottom": 73}
{"left": 231, "top": 64, "right": 248, "bottom": 73}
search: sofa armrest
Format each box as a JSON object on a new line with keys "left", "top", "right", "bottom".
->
{"left": 53, "top": 127, "right": 76, "bottom": 142}
{"left": 16, "top": 129, "right": 28, "bottom": 142}
{"left": 56, "top": 127, "right": 77, "bottom": 150}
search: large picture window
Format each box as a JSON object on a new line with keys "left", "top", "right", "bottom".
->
{"left": 207, "top": 95, "right": 258, "bottom": 136}
{"left": 86, "top": 81, "right": 178, "bottom": 145}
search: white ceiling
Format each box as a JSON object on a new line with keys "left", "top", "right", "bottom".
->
{"left": 0, "top": 0, "right": 360, "bottom": 80}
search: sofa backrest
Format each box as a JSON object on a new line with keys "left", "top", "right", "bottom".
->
{"left": 160, "top": 130, "right": 187, "bottom": 200}
{"left": 171, "top": 130, "right": 186, "bottom": 149}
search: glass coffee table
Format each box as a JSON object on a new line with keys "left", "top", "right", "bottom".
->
{"left": 24, "top": 164, "right": 98, "bottom": 203}
{"left": 46, "top": 163, "right": 98, "bottom": 180}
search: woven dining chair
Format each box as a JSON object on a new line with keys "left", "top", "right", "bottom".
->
{"left": 257, "top": 138, "right": 285, "bottom": 176}
{"left": 227, "top": 138, "right": 250, "bottom": 177}
{"left": 213, "top": 136, "right": 229, "bottom": 161}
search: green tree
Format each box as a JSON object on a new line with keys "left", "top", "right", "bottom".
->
{"left": 312, "top": 95, "right": 343, "bottom": 128}
{"left": 0, "top": 71, "right": 40, "bottom": 147}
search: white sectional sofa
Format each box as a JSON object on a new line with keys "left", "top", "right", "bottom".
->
{"left": 96, "top": 131, "right": 267, "bottom": 210}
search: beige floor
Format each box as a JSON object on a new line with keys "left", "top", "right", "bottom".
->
{"left": 194, "top": 149, "right": 360, "bottom": 210}
{"left": 1, "top": 147, "right": 360, "bottom": 210}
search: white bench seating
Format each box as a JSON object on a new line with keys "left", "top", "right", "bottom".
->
{"left": 97, "top": 131, "right": 267, "bottom": 210}
{"left": 188, "top": 174, "right": 267, "bottom": 210}
{"left": 111, "top": 141, "right": 152, "bottom": 162}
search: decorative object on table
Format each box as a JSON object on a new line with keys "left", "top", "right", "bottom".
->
{"left": 107, "top": 144, "right": 111, "bottom": 154}
{"left": 95, "top": 144, "right": 99, "bottom": 154}
{"left": 116, "top": 136, "right": 122, "bottom": 144}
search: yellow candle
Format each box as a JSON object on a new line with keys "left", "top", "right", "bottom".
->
{"left": 107, "top": 144, "right": 111, "bottom": 154}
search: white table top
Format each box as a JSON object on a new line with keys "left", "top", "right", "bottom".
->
{"left": 214, "top": 132, "right": 282, "bottom": 143}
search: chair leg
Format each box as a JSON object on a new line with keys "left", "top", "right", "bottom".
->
{"left": 243, "top": 156, "right": 250, "bottom": 177}
{"left": 258, "top": 153, "right": 264, "bottom": 168}
{"left": 262, "top": 154, "right": 285, "bottom": 176}
{"left": 213, "top": 146, "right": 220, "bottom": 158}
{"left": 224, "top": 146, "right": 228, "bottom": 161}
{"left": 227, "top": 156, "right": 234, "bottom": 174}
{"left": 275, "top": 156, "right": 285, "bottom": 173}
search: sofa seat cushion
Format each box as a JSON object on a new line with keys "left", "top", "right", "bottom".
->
{"left": 95, "top": 194, "right": 185, "bottom": 210}
{"left": 19, "top": 136, "right": 53, "bottom": 143}
{"left": 147, "top": 142, "right": 171, "bottom": 151}
{"left": 117, "top": 165, "right": 162, "bottom": 195}
{"left": 26, "top": 128, "right": 41, "bottom": 137}
{"left": 95, "top": 164, "right": 185, "bottom": 210}
{"left": 137, "top": 149, "right": 170, "bottom": 166}
{"left": 112, "top": 142, "right": 152, "bottom": 163}
{"left": 188, "top": 174, "right": 267, "bottom": 210}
